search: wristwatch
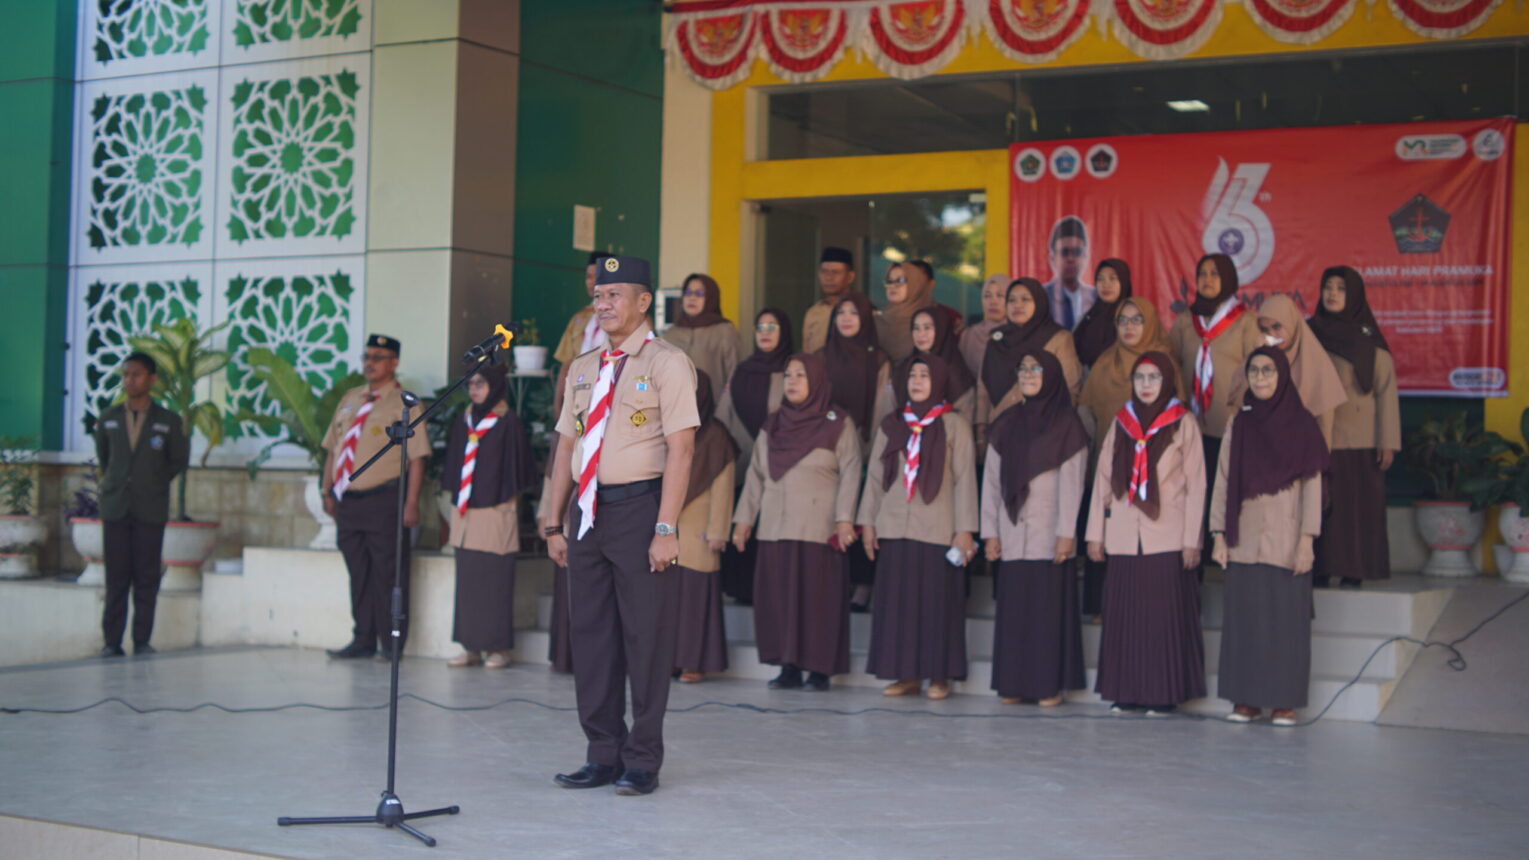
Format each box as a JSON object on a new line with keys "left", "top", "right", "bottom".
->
{"left": 654, "top": 522, "right": 676, "bottom": 537}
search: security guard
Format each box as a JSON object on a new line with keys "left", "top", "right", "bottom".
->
{"left": 321, "top": 334, "right": 430, "bottom": 660}
{"left": 544, "top": 255, "right": 699, "bottom": 796}
{"left": 95, "top": 352, "right": 189, "bottom": 657}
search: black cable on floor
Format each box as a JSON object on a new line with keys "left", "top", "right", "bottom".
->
{"left": 4, "top": 589, "right": 1525, "bottom": 727}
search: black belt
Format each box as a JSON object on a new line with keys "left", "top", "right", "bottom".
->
{"left": 596, "top": 478, "right": 662, "bottom": 504}
{"left": 339, "top": 480, "right": 400, "bottom": 500}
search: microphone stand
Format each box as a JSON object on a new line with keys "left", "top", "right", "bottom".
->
{"left": 277, "top": 339, "right": 511, "bottom": 847}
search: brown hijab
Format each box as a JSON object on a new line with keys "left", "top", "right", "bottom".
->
{"left": 1241, "top": 294, "right": 1347, "bottom": 419}
{"left": 1079, "top": 297, "right": 1175, "bottom": 436}
{"left": 879, "top": 355, "right": 952, "bottom": 504}
{"left": 982, "top": 278, "right": 1063, "bottom": 405}
{"left": 673, "top": 273, "right": 729, "bottom": 328}
{"left": 891, "top": 306, "right": 974, "bottom": 406}
{"left": 762, "top": 353, "right": 846, "bottom": 481}
{"left": 879, "top": 261, "right": 937, "bottom": 360}
{"left": 729, "top": 307, "right": 794, "bottom": 437}
{"left": 1108, "top": 351, "right": 1185, "bottom": 521}
{"left": 988, "top": 350, "right": 1089, "bottom": 523}
{"left": 1190, "top": 253, "right": 1240, "bottom": 318}
{"left": 1308, "top": 265, "right": 1390, "bottom": 393}
{"left": 821, "top": 292, "right": 886, "bottom": 442}
{"left": 686, "top": 370, "right": 739, "bottom": 507}
{"left": 440, "top": 362, "right": 539, "bottom": 509}
{"left": 1224, "top": 346, "right": 1330, "bottom": 547}
{"left": 1073, "top": 258, "right": 1132, "bottom": 367}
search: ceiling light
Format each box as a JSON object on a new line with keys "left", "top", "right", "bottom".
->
{"left": 1167, "top": 99, "right": 1210, "bottom": 112}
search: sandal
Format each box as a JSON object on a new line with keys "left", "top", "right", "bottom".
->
{"left": 447, "top": 651, "right": 482, "bottom": 668}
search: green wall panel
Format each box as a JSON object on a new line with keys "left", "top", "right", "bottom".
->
{"left": 0, "top": 0, "right": 76, "bottom": 81}
{"left": 519, "top": 0, "right": 661, "bottom": 98}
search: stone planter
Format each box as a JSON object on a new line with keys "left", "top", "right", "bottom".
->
{"left": 1414, "top": 501, "right": 1485, "bottom": 577}
{"left": 303, "top": 474, "right": 337, "bottom": 550}
{"left": 1496, "top": 504, "right": 1529, "bottom": 585}
{"left": 70, "top": 517, "right": 106, "bottom": 586}
{"left": 0, "top": 515, "right": 46, "bottom": 579}
{"left": 513, "top": 345, "right": 549, "bottom": 373}
{"left": 161, "top": 520, "right": 220, "bottom": 592}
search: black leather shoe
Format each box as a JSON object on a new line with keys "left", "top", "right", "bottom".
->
{"left": 614, "top": 769, "right": 659, "bottom": 796}
{"left": 802, "top": 671, "right": 831, "bottom": 692}
{"left": 99, "top": 645, "right": 125, "bottom": 658}
{"left": 133, "top": 643, "right": 156, "bottom": 656}
{"left": 554, "top": 763, "right": 618, "bottom": 789}
{"left": 767, "top": 665, "right": 802, "bottom": 690}
{"left": 326, "top": 641, "right": 377, "bottom": 659}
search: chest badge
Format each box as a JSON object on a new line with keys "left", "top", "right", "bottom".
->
{"left": 575, "top": 417, "right": 585, "bottom": 435}
{"left": 630, "top": 410, "right": 648, "bottom": 428}
{"left": 372, "top": 425, "right": 384, "bottom": 436}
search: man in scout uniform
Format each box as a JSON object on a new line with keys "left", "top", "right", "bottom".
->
{"left": 544, "top": 254, "right": 699, "bottom": 796}
{"left": 801, "top": 246, "right": 858, "bottom": 353}
{"left": 95, "top": 352, "right": 189, "bottom": 657}
{"left": 320, "top": 334, "right": 431, "bottom": 660}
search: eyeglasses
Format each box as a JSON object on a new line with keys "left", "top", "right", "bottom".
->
{"left": 1017, "top": 365, "right": 1044, "bottom": 376}
{"left": 886, "top": 276, "right": 906, "bottom": 285}
{"left": 1116, "top": 315, "right": 1145, "bottom": 327}
{"left": 755, "top": 323, "right": 780, "bottom": 333}
{"left": 683, "top": 288, "right": 708, "bottom": 298}
{"left": 1247, "top": 365, "right": 1279, "bottom": 379}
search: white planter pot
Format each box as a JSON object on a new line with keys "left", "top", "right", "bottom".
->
{"left": 1496, "top": 504, "right": 1529, "bottom": 584}
{"left": 303, "top": 474, "right": 337, "bottom": 550}
{"left": 161, "top": 520, "right": 220, "bottom": 592}
{"left": 0, "top": 515, "right": 46, "bottom": 579}
{"left": 70, "top": 518, "right": 106, "bottom": 586}
{"left": 513, "top": 345, "right": 549, "bottom": 373}
{"left": 1414, "top": 502, "right": 1485, "bottom": 578}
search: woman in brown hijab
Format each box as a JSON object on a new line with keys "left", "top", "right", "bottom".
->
{"left": 663, "top": 273, "right": 740, "bottom": 394}
{"left": 982, "top": 350, "right": 1089, "bottom": 706}
{"left": 441, "top": 362, "right": 538, "bottom": 668}
{"left": 671, "top": 372, "right": 737, "bottom": 682}
{"left": 819, "top": 292, "right": 891, "bottom": 453}
{"left": 977, "top": 278, "right": 1082, "bottom": 439}
{"left": 1211, "top": 347, "right": 1328, "bottom": 726}
{"left": 959, "top": 273, "right": 1010, "bottom": 380}
{"left": 732, "top": 353, "right": 862, "bottom": 692}
{"left": 1086, "top": 351, "right": 1207, "bottom": 715}
{"left": 877, "top": 259, "right": 962, "bottom": 363}
{"left": 1240, "top": 293, "right": 1347, "bottom": 446}
{"left": 879, "top": 306, "right": 977, "bottom": 422}
{"left": 858, "top": 356, "right": 979, "bottom": 700}
{"left": 1308, "top": 266, "right": 1399, "bottom": 588}
{"left": 1073, "top": 259, "right": 1133, "bottom": 368}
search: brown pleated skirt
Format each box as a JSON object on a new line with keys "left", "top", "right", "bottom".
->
{"left": 1095, "top": 551, "right": 1206, "bottom": 706}
{"left": 547, "top": 564, "right": 573, "bottom": 673}
{"left": 673, "top": 567, "right": 730, "bottom": 673}
{"left": 752, "top": 539, "right": 851, "bottom": 676}
{"left": 1219, "top": 563, "right": 1312, "bottom": 709}
{"left": 1315, "top": 449, "right": 1391, "bottom": 580}
{"left": 452, "top": 548, "right": 516, "bottom": 652}
{"left": 864, "top": 539, "right": 967, "bottom": 682}
{"left": 991, "top": 559, "right": 1086, "bottom": 699}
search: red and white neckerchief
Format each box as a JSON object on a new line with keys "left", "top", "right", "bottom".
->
{"left": 455, "top": 410, "right": 501, "bottom": 515}
{"left": 1114, "top": 398, "right": 1189, "bottom": 505}
{"left": 576, "top": 330, "right": 656, "bottom": 538}
{"left": 331, "top": 390, "right": 379, "bottom": 500}
{"left": 900, "top": 401, "right": 952, "bottom": 501}
{"left": 1190, "top": 299, "right": 1246, "bottom": 416}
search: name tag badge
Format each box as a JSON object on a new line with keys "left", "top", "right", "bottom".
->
{"left": 103, "top": 420, "right": 120, "bottom": 429}
{"left": 150, "top": 435, "right": 165, "bottom": 450}
{"left": 573, "top": 383, "right": 592, "bottom": 391}
{"left": 152, "top": 422, "right": 170, "bottom": 432}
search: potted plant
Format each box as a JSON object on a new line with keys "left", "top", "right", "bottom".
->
{"left": 1461, "top": 407, "right": 1529, "bottom": 583}
{"left": 1401, "top": 411, "right": 1517, "bottom": 577}
{"left": 512, "top": 318, "right": 549, "bottom": 374}
{"left": 0, "top": 436, "right": 45, "bottom": 578}
{"left": 129, "top": 318, "right": 231, "bottom": 590}
{"left": 64, "top": 465, "right": 105, "bottom": 585}
{"left": 235, "top": 347, "right": 364, "bottom": 550}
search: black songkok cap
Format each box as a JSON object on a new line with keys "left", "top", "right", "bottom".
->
{"left": 820, "top": 246, "right": 853, "bottom": 267}
{"left": 366, "top": 333, "right": 401, "bottom": 356}
{"left": 594, "top": 255, "right": 652, "bottom": 289}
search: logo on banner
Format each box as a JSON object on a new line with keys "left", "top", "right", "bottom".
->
{"left": 1051, "top": 146, "right": 1081, "bottom": 180}
{"left": 1395, "top": 134, "right": 1466, "bottom": 161}
{"left": 1200, "top": 159, "right": 1274, "bottom": 284}
{"left": 1449, "top": 368, "right": 1507, "bottom": 392}
{"left": 1086, "top": 144, "right": 1118, "bottom": 178}
{"left": 1014, "top": 147, "right": 1045, "bottom": 182}
{"left": 1473, "top": 129, "right": 1505, "bottom": 161}
{"left": 1389, "top": 194, "right": 1450, "bottom": 254}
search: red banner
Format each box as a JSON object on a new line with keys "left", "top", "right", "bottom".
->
{"left": 1008, "top": 120, "right": 1513, "bottom": 396}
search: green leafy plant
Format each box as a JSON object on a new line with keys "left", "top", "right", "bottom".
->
{"left": 1402, "top": 411, "right": 1519, "bottom": 510}
{"left": 1460, "top": 407, "right": 1529, "bottom": 512}
{"left": 234, "top": 347, "right": 365, "bottom": 479}
{"left": 516, "top": 318, "right": 541, "bottom": 348}
{"left": 128, "top": 317, "right": 231, "bottom": 520}
{"left": 0, "top": 436, "right": 39, "bottom": 516}
{"left": 425, "top": 382, "right": 471, "bottom": 484}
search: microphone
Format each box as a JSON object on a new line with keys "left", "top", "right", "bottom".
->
{"left": 462, "top": 322, "right": 523, "bottom": 363}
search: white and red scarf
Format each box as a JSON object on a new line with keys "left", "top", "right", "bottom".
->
{"left": 900, "top": 401, "right": 951, "bottom": 502}
{"left": 1190, "top": 299, "right": 1246, "bottom": 416}
{"left": 331, "top": 391, "right": 378, "bottom": 500}
{"left": 455, "top": 410, "right": 501, "bottom": 515}
{"left": 576, "top": 330, "right": 656, "bottom": 538}
{"left": 1115, "top": 398, "right": 1189, "bottom": 505}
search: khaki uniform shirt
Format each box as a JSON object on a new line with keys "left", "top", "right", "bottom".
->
{"left": 1209, "top": 420, "right": 1324, "bottom": 569}
{"left": 553, "top": 305, "right": 599, "bottom": 366}
{"left": 802, "top": 300, "right": 834, "bottom": 355}
{"left": 716, "top": 372, "right": 783, "bottom": 486}
{"left": 1168, "top": 309, "right": 1262, "bottom": 439}
{"left": 734, "top": 419, "right": 863, "bottom": 544}
{"left": 855, "top": 412, "right": 979, "bottom": 545}
{"left": 981, "top": 446, "right": 1087, "bottom": 561}
{"left": 663, "top": 322, "right": 741, "bottom": 399}
{"left": 1086, "top": 418, "right": 1207, "bottom": 556}
{"left": 554, "top": 323, "right": 701, "bottom": 485}
{"left": 677, "top": 463, "right": 736, "bottom": 572}
{"left": 973, "top": 330, "right": 1082, "bottom": 444}
{"left": 1329, "top": 351, "right": 1402, "bottom": 452}
{"left": 321, "top": 381, "right": 431, "bottom": 494}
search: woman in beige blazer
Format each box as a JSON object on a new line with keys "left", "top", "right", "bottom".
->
{"left": 673, "top": 372, "right": 737, "bottom": 683}
{"left": 663, "top": 273, "right": 740, "bottom": 398}
{"left": 975, "top": 278, "right": 1082, "bottom": 443}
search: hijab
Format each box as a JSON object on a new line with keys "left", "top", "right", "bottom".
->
{"left": 1190, "top": 253, "right": 1240, "bottom": 318}
{"left": 1245, "top": 294, "right": 1348, "bottom": 419}
{"left": 1308, "top": 265, "right": 1391, "bottom": 394}
{"left": 1079, "top": 297, "right": 1175, "bottom": 435}
{"left": 673, "top": 273, "right": 729, "bottom": 328}
{"left": 1224, "top": 346, "right": 1330, "bottom": 547}
{"left": 729, "top": 307, "right": 795, "bottom": 437}
{"left": 762, "top": 353, "right": 846, "bottom": 481}
{"left": 891, "top": 306, "right": 974, "bottom": 407}
{"left": 988, "top": 350, "right": 1089, "bottom": 523}
{"left": 821, "top": 291, "right": 886, "bottom": 441}
{"left": 1108, "top": 351, "right": 1185, "bottom": 521}
{"left": 879, "top": 261, "right": 937, "bottom": 360}
{"left": 686, "top": 370, "right": 739, "bottom": 507}
{"left": 879, "top": 355, "right": 951, "bottom": 504}
{"left": 1073, "top": 258, "right": 1133, "bottom": 366}
{"left": 981, "top": 278, "right": 1063, "bottom": 405}
{"left": 440, "top": 362, "right": 539, "bottom": 509}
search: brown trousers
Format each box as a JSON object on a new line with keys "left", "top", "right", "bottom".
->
{"left": 567, "top": 490, "right": 679, "bottom": 773}
{"left": 102, "top": 516, "right": 166, "bottom": 648}
{"left": 336, "top": 484, "right": 412, "bottom": 651}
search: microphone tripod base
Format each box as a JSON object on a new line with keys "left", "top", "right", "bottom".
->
{"left": 278, "top": 792, "right": 460, "bottom": 847}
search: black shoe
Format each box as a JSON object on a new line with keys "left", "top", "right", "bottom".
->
{"left": 554, "top": 763, "right": 618, "bottom": 789}
{"left": 99, "top": 645, "right": 125, "bottom": 658}
{"left": 326, "top": 641, "right": 377, "bottom": 660}
{"left": 1312, "top": 575, "right": 1332, "bottom": 589}
{"left": 767, "top": 665, "right": 802, "bottom": 690}
{"left": 1339, "top": 578, "right": 1362, "bottom": 590}
{"left": 614, "top": 769, "right": 659, "bottom": 796}
{"left": 802, "top": 671, "right": 831, "bottom": 692}
{"left": 133, "top": 643, "right": 156, "bottom": 656}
